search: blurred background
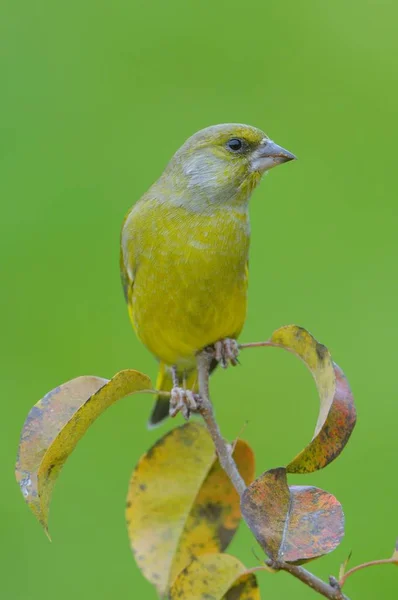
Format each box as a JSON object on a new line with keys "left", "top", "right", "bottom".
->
{"left": 1, "top": 1, "right": 397, "bottom": 598}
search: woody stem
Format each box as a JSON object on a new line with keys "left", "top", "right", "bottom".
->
{"left": 195, "top": 347, "right": 350, "bottom": 600}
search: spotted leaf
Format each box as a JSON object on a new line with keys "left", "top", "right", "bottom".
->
{"left": 241, "top": 467, "right": 344, "bottom": 563}
{"left": 16, "top": 369, "right": 153, "bottom": 534}
{"left": 127, "top": 422, "right": 255, "bottom": 597}
{"left": 269, "top": 325, "right": 356, "bottom": 473}
{"left": 169, "top": 554, "right": 260, "bottom": 600}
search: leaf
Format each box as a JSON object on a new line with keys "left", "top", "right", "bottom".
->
{"left": 15, "top": 369, "right": 152, "bottom": 534}
{"left": 126, "top": 422, "right": 255, "bottom": 597}
{"left": 169, "top": 554, "right": 260, "bottom": 600}
{"left": 270, "top": 325, "right": 356, "bottom": 473}
{"left": 241, "top": 467, "right": 344, "bottom": 563}
{"left": 339, "top": 550, "right": 352, "bottom": 580}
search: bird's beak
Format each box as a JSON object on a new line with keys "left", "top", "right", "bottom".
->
{"left": 251, "top": 139, "right": 297, "bottom": 173}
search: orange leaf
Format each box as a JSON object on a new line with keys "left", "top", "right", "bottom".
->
{"left": 126, "top": 422, "right": 255, "bottom": 597}
{"left": 15, "top": 370, "right": 153, "bottom": 534}
{"left": 241, "top": 467, "right": 344, "bottom": 562}
{"left": 169, "top": 554, "right": 260, "bottom": 600}
{"left": 270, "top": 325, "right": 356, "bottom": 473}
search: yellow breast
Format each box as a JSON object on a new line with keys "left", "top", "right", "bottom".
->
{"left": 121, "top": 199, "right": 250, "bottom": 368}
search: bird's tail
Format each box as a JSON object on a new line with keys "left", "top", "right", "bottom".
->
{"left": 148, "top": 362, "right": 199, "bottom": 428}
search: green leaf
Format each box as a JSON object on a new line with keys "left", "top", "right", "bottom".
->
{"left": 241, "top": 467, "right": 344, "bottom": 563}
{"left": 339, "top": 551, "right": 353, "bottom": 580}
{"left": 270, "top": 325, "right": 356, "bottom": 473}
{"left": 15, "top": 369, "right": 153, "bottom": 535}
{"left": 169, "top": 554, "right": 260, "bottom": 600}
{"left": 126, "top": 422, "right": 255, "bottom": 597}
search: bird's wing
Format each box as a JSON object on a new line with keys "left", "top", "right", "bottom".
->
{"left": 120, "top": 248, "right": 131, "bottom": 303}
{"left": 120, "top": 200, "right": 146, "bottom": 305}
{"left": 120, "top": 207, "right": 139, "bottom": 304}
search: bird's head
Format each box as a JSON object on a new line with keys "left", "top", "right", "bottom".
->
{"left": 160, "top": 123, "right": 296, "bottom": 209}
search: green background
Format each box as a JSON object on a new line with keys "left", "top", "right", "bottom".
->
{"left": 1, "top": 1, "right": 397, "bottom": 598}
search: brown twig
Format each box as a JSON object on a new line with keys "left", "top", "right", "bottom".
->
{"left": 248, "top": 564, "right": 349, "bottom": 599}
{"left": 239, "top": 341, "right": 273, "bottom": 349}
{"left": 267, "top": 561, "right": 348, "bottom": 600}
{"left": 339, "top": 557, "right": 397, "bottom": 588}
{"left": 196, "top": 349, "right": 246, "bottom": 496}
{"left": 195, "top": 347, "right": 350, "bottom": 600}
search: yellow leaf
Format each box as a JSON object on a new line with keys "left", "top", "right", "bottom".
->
{"left": 270, "top": 325, "right": 356, "bottom": 473}
{"left": 126, "top": 422, "right": 255, "bottom": 597}
{"left": 15, "top": 369, "right": 153, "bottom": 534}
{"left": 169, "top": 554, "right": 260, "bottom": 600}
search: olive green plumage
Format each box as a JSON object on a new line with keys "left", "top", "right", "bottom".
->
{"left": 120, "top": 124, "right": 295, "bottom": 426}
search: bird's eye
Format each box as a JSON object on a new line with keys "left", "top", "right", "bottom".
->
{"left": 226, "top": 138, "right": 243, "bottom": 152}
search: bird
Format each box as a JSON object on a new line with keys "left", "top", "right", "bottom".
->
{"left": 120, "top": 123, "right": 295, "bottom": 427}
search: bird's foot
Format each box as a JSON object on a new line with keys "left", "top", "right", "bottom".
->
{"left": 169, "top": 387, "right": 200, "bottom": 420}
{"left": 214, "top": 338, "right": 240, "bottom": 368}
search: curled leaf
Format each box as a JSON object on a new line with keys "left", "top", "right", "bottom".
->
{"left": 127, "top": 422, "right": 255, "bottom": 597}
{"left": 169, "top": 554, "right": 260, "bottom": 600}
{"left": 15, "top": 369, "right": 152, "bottom": 534}
{"left": 241, "top": 467, "right": 344, "bottom": 563}
{"left": 270, "top": 325, "right": 356, "bottom": 473}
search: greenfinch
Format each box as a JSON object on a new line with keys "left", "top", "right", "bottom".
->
{"left": 120, "top": 124, "right": 295, "bottom": 426}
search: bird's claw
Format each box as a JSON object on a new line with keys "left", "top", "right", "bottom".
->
{"left": 169, "top": 387, "right": 200, "bottom": 420}
{"left": 214, "top": 338, "right": 239, "bottom": 368}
